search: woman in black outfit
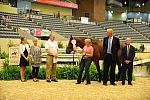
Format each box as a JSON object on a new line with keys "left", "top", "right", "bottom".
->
{"left": 19, "top": 37, "right": 30, "bottom": 82}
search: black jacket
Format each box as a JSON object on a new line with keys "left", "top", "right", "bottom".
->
{"left": 103, "top": 36, "right": 120, "bottom": 61}
{"left": 122, "top": 45, "right": 135, "bottom": 64}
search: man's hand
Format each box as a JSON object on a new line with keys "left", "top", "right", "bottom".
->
{"left": 53, "top": 52, "right": 58, "bottom": 58}
{"left": 125, "top": 60, "right": 130, "bottom": 64}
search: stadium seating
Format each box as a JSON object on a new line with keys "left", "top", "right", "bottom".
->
{"left": 0, "top": 11, "right": 150, "bottom": 43}
{"left": 129, "top": 23, "right": 150, "bottom": 39}
{"left": 100, "top": 21, "right": 150, "bottom": 43}
{"left": 0, "top": 24, "right": 20, "bottom": 38}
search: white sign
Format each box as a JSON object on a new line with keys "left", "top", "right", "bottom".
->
{"left": 9, "top": 47, "right": 20, "bottom": 65}
{"left": 41, "top": 29, "right": 51, "bottom": 36}
{"left": 81, "top": 17, "right": 89, "bottom": 24}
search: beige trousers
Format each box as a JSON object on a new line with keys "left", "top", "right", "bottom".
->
{"left": 46, "top": 55, "right": 57, "bottom": 80}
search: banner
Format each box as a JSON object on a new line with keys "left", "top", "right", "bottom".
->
{"left": 35, "top": 0, "right": 78, "bottom": 9}
{"left": 9, "top": 47, "right": 20, "bottom": 65}
{"left": 34, "top": 28, "right": 41, "bottom": 37}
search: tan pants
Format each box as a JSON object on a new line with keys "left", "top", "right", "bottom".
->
{"left": 46, "top": 55, "right": 57, "bottom": 80}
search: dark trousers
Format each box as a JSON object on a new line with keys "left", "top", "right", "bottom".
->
{"left": 103, "top": 54, "right": 116, "bottom": 84}
{"left": 77, "top": 58, "right": 92, "bottom": 83}
{"left": 121, "top": 63, "right": 133, "bottom": 84}
{"left": 32, "top": 66, "right": 39, "bottom": 78}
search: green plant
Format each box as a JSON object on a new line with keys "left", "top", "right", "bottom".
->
{"left": 58, "top": 41, "right": 64, "bottom": 48}
{"left": 0, "top": 63, "right": 135, "bottom": 81}
{"left": 41, "top": 43, "right": 45, "bottom": 48}
{"left": 0, "top": 47, "right": 8, "bottom": 59}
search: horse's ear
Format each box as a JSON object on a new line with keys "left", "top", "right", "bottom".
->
{"left": 70, "top": 35, "right": 73, "bottom": 40}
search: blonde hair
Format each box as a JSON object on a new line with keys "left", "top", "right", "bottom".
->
{"left": 49, "top": 33, "right": 55, "bottom": 37}
{"left": 107, "top": 29, "right": 113, "bottom": 33}
{"left": 85, "top": 39, "right": 92, "bottom": 43}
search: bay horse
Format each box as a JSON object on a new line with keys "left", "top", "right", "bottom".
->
{"left": 66, "top": 36, "right": 125, "bottom": 82}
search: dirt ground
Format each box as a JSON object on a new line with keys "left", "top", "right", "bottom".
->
{"left": 0, "top": 77, "right": 150, "bottom": 100}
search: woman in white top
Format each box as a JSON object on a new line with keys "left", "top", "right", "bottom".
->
{"left": 19, "top": 37, "right": 30, "bottom": 82}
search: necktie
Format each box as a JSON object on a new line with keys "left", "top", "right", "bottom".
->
{"left": 127, "top": 45, "right": 130, "bottom": 57}
{"left": 107, "top": 38, "right": 112, "bottom": 54}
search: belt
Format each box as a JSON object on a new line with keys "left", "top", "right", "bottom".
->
{"left": 47, "top": 54, "right": 53, "bottom": 57}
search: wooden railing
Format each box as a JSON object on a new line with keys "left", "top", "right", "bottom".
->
{"left": 41, "top": 48, "right": 82, "bottom": 65}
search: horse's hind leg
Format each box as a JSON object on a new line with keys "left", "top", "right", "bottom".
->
{"left": 116, "top": 61, "right": 122, "bottom": 81}
{"left": 94, "top": 60, "right": 101, "bottom": 82}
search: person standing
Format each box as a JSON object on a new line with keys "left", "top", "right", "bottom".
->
{"left": 30, "top": 39, "right": 42, "bottom": 82}
{"left": 19, "top": 37, "right": 30, "bottom": 82}
{"left": 76, "top": 39, "right": 94, "bottom": 85}
{"left": 103, "top": 29, "right": 120, "bottom": 85}
{"left": 45, "top": 33, "right": 58, "bottom": 83}
{"left": 121, "top": 38, "right": 135, "bottom": 85}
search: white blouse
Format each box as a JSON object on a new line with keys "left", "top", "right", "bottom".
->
{"left": 19, "top": 44, "right": 30, "bottom": 54}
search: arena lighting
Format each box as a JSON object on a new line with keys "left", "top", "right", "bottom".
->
{"left": 110, "top": 11, "right": 113, "bottom": 14}
{"left": 142, "top": 3, "right": 145, "bottom": 6}
{"left": 139, "top": 5, "right": 141, "bottom": 7}
{"left": 124, "top": 1, "right": 127, "bottom": 5}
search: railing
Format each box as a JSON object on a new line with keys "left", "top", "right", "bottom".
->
{"left": 41, "top": 48, "right": 82, "bottom": 65}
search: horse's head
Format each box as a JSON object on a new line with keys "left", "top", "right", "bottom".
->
{"left": 66, "top": 36, "right": 85, "bottom": 54}
{"left": 66, "top": 35, "right": 74, "bottom": 54}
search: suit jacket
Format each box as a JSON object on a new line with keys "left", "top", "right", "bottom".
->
{"left": 103, "top": 36, "right": 120, "bottom": 62}
{"left": 122, "top": 45, "right": 135, "bottom": 65}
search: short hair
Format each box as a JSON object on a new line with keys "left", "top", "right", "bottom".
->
{"left": 32, "top": 38, "right": 38, "bottom": 41}
{"left": 126, "top": 37, "right": 132, "bottom": 41}
{"left": 107, "top": 29, "right": 113, "bottom": 32}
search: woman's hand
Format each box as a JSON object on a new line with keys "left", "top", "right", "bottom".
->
{"left": 82, "top": 52, "right": 86, "bottom": 56}
{"left": 32, "top": 59, "right": 34, "bottom": 64}
{"left": 40, "top": 58, "right": 42, "bottom": 63}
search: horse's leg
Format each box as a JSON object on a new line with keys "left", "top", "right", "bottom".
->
{"left": 116, "top": 61, "right": 122, "bottom": 81}
{"left": 94, "top": 60, "right": 101, "bottom": 82}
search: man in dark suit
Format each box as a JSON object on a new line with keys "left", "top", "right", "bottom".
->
{"left": 121, "top": 37, "right": 135, "bottom": 85}
{"left": 103, "top": 29, "right": 120, "bottom": 86}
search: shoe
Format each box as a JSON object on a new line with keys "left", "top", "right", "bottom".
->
{"left": 21, "top": 80, "right": 27, "bottom": 82}
{"left": 76, "top": 82, "right": 81, "bottom": 84}
{"left": 51, "top": 79, "right": 58, "bottom": 82}
{"left": 81, "top": 79, "right": 84, "bottom": 82}
{"left": 122, "top": 81, "right": 125, "bottom": 85}
{"left": 33, "top": 79, "right": 39, "bottom": 82}
{"left": 103, "top": 83, "right": 107, "bottom": 86}
{"left": 128, "top": 83, "right": 133, "bottom": 85}
{"left": 98, "top": 78, "right": 101, "bottom": 83}
{"left": 85, "top": 82, "right": 91, "bottom": 85}
{"left": 110, "top": 83, "right": 117, "bottom": 86}
{"left": 46, "top": 80, "right": 51, "bottom": 83}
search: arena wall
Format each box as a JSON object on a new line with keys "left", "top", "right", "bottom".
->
{"left": 31, "top": 2, "right": 72, "bottom": 16}
{"left": 0, "top": 4, "right": 17, "bottom": 14}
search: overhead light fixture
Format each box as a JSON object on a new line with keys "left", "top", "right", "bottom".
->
{"left": 142, "top": 3, "right": 144, "bottom": 6}
{"left": 124, "top": 1, "right": 127, "bottom": 5}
